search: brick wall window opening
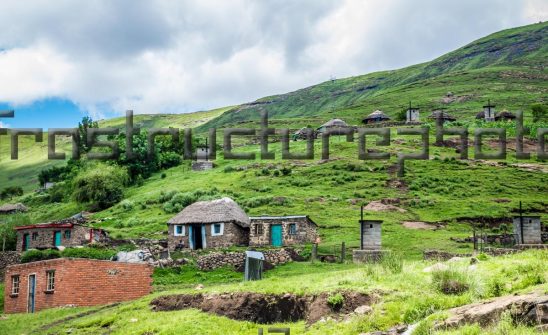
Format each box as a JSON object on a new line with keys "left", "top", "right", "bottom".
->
{"left": 32, "top": 232, "right": 38, "bottom": 241}
{"left": 174, "top": 225, "right": 185, "bottom": 236}
{"left": 46, "top": 270, "right": 55, "bottom": 291}
{"left": 370, "top": 224, "right": 373, "bottom": 228}
{"left": 289, "top": 224, "right": 297, "bottom": 235}
{"left": 11, "top": 275, "right": 20, "bottom": 295}
{"left": 255, "top": 224, "right": 264, "bottom": 235}
{"left": 211, "top": 223, "right": 224, "bottom": 236}
{"left": 64, "top": 230, "right": 71, "bottom": 239}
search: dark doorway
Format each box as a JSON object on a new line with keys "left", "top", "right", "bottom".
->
{"left": 191, "top": 225, "right": 203, "bottom": 249}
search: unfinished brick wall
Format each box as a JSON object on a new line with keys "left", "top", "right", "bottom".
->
{"left": 4, "top": 258, "right": 153, "bottom": 314}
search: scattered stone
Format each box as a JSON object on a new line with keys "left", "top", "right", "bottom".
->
{"left": 195, "top": 284, "right": 204, "bottom": 290}
{"left": 423, "top": 263, "right": 449, "bottom": 273}
{"left": 470, "top": 257, "right": 478, "bottom": 265}
{"left": 354, "top": 305, "right": 373, "bottom": 315}
{"left": 447, "top": 257, "right": 465, "bottom": 262}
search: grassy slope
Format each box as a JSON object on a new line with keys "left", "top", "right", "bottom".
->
{"left": 0, "top": 250, "right": 546, "bottom": 334}
{"left": 198, "top": 21, "right": 548, "bottom": 130}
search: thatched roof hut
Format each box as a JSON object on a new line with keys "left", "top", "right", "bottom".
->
{"left": 362, "top": 110, "right": 391, "bottom": 124}
{"left": 495, "top": 110, "right": 516, "bottom": 121}
{"left": 167, "top": 197, "right": 250, "bottom": 250}
{"left": 293, "top": 127, "right": 315, "bottom": 140}
{"left": 475, "top": 110, "right": 486, "bottom": 119}
{"left": 168, "top": 197, "right": 250, "bottom": 227}
{"left": 0, "top": 203, "right": 28, "bottom": 214}
{"left": 428, "top": 110, "right": 456, "bottom": 122}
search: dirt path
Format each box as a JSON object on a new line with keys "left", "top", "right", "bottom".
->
{"left": 32, "top": 303, "right": 120, "bottom": 333}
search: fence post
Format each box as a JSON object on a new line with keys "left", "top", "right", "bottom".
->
{"left": 311, "top": 243, "right": 318, "bottom": 262}
{"left": 340, "top": 242, "right": 346, "bottom": 263}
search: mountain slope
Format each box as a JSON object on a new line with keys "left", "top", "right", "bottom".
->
{"left": 198, "top": 22, "right": 548, "bottom": 130}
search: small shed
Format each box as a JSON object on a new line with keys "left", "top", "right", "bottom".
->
{"left": 0, "top": 203, "right": 28, "bottom": 215}
{"left": 362, "top": 110, "right": 391, "bottom": 124}
{"left": 167, "top": 197, "right": 250, "bottom": 251}
{"left": 406, "top": 107, "right": 420, "bottom": 123}
{"left": 428, "top": 110, "right": 456, "bottom": 123}
{"left": 249, "top": 216, "right": 318, "bottom": 247}
{"left": 317, "top": 119, "right": 349, "bottom": 134}
{"left": 513, "top": 216, "right": 542, "bottom": 245}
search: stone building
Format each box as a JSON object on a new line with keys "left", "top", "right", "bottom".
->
{"left": 167, "top": 197, "right": 250, "bottom": 251}
{"left": 249, "top": 216, "right": 318, "bottom": 247}
{"left": 362, "top": 110, "right": 390, "bottom": 124}
{"left": 513, "top": 216, "right": 542, "bottom": 244}
{"left": 317, "top": 118, "right": 349, "bottom": 134}
{"left": 0, "top": 203, "right": 28, "bottom": 215}
{"left": 4, "top": 258, "right": 152, "bottom": 313}
{"left": 353, "top": 218, "right": 385, "bottom": 263}
{"left": 15, "top": 218, "right": 108, "bottom": 253}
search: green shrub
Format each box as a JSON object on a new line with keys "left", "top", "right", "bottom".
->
{"left": 223, "top": 166, "right": 235, "bottom": 173}
{"left": 326, "top": 293, "right": 344, "bottom": 311}
{"left": 280, "top": 166, "right": 292, "bottom": 176}
{"left": 21, "top": 249, "right": 61, "bottom": 263}
{"left": 72, "top": 164, "right": 129, "bottom": 210}
{"left": 61, "top": 247, "right": 116, "bottom": 260}
{"left": 120, "top": 199, "right": 134, "bottom": 211}
{"left": 431, "top": 268, "right": 470, "bottom": 295}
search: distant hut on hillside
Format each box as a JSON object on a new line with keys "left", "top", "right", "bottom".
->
{"left": 293, "top": 127, "right": 315, "bottom": 140}
{"left": 0, "top": 203, "right": 28, "bottom": 215}
{"left": 495, "top": 110, "right": 516, "bottom": 121}
{"left": 476, "top": 100, "right": 496, "bottom": 122}
{"left": 167, "top": 197, "right": 250, "bottom": 251}
{"left": 317, "top": 118, "right": 349, "bottom": 134}
{"left": 428, "top": 110, "right": 456, "bottom": 123}
{"left": 362, "top": 110, "right": 391, "bottom": 124}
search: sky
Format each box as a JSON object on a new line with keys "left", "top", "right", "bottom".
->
{"left": 0, "top": 0, "right": 546, "bottom": 128}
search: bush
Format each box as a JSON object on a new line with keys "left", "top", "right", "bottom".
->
{"left": 280, "top": 166, "right": 292, "bottom": 176}
{"left": 21, "top": 249, "right": 61, "bottom": 263}
{"left": 223, "top": 166, "right": 235, "bottom": 173}
{"left": 120, "top": 199, "right": 135, "bottom": 211}
{"left": 61, "top": 247, "right": 116, "bottom": 260}
{"left": 163, "top": 188, "right": 223, "bottom": 213}
{"left": 431, "top": 268, "right": 470, "bottom": 295}
{"left": 72, "top": 164, "right": 129, "bottom": 210}
{"left": 0, "top": 186, "right": 23, "bottom": 200}
{"left": 327, "top": 293, "right": 344, "bottom": 311}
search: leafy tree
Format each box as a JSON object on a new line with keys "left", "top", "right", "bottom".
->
{"left": 0, "top": 186, "right": 24, "bottom": 200}
{"left": 72, "top": 164, "right": 129, "bottom": 210}
{"left": 531, "top": 104, "right": 547, "bottom": 122}
{"left": 395, "top": 108, "right": 407, "bottom": 121}
{"left": 0, "top": 213, "right": 30, "bottom": 251}
{"left": 78, "top": 116, "right": 99, "bottom": 153}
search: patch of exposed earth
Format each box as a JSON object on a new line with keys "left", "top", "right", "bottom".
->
{"left": 364, "top": 200, "right": 406, "bottom": 213}
{"left": 151, "top": 291, "right": 376, "bottom": 324}
{"left": 402, "top": 221, "right": 440, "bottom": 230}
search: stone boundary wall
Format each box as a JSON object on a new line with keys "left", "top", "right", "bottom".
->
{"left": 197, "top": 248, "right": 299, "bottom": 271}
{"left": 423, "top": 250, "right": 472, "bottom": 261}
{"left": 0, "top": 252, "right": 20, "bottom": 281}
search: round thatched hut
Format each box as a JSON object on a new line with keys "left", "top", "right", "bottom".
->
{"left": 167, "top": 197, "right": 250, "bottom": 250}
{"left": 495, "top": 110, "right": 516, "bottom": 121}
{"left": 362, "top": 110, "right": 391, "bottom": 124}
{"left": 317, "top": 119, "right": 349, "bottom": 134}
{"left": 0, "top": 203, "right": 28, "bottom": 214}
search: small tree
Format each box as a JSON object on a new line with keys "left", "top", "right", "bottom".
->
{"left": 78, "top": 116, "right": 99, "bottom": 153}
{"left": 0, "top": 186, "right": 24, "bottom": 200}
{"left": 0, "top": 214, "right": 30, "bottom": 251}
{"left": 395, "top": 108, "right": 407, "bottom": 121}
{"left": 72, "top": 164, "right": 129, "bottom": 210}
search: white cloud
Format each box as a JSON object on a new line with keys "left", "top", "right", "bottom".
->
{"left": 0, "top": 121, "right": 10, "bottom": 128}
{"left": 0, "top": 0, "right": 545, "bottom": 116}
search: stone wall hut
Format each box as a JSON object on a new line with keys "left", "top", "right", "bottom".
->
{"left": 293, "top": 127, "right": 316, "bottom": 140}
{"left": 0, "top": 203, "right": 28, "bottom": 215}
{"left": 428, "top": 110, "right": 456, "bottom": 123}
{"left": 513, "top": 216, "right": 542, "bottom": 245}
{"left": 167, "top": 197, "right": 250, "bottom": 251}
{"left": 15, "top": 218, "right": 108, "bottom": 253}
{"left": 362, "top": 110, "right": 391, "bottom": 124}
{"left": 406, "top": 107, "right": 420, "bottom": 123}
{"left": 495, "top": 110, "right": 516, "bottom": 121}
{"left": 317, "top": 118, "right": 349, "bottom": 134}
{"left": 249, "top": 216, "right": 318, "bottom": 247}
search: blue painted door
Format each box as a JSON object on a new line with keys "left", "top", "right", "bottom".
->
{"left": 54, "top": 231, "right": 62, "bottom": 247}
{"left": 28, "top": 274, "right": 36, "bottom": 313}
{"left": 271, "top": 225, "right": 282, "bottom": 247}
{"left": 189, "top": 226, "right": 194, "bottom": 249}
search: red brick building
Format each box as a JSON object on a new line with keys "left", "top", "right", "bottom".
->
{"left": 4, "top": 258, "right": 153, "bottom": 314}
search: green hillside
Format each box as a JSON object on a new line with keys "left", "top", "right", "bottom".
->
{"left": 198, "top": 21, "right": 548, "bottom": 130}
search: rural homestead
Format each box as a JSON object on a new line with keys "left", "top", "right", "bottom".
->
{"left": 15, "top": 217, "right": 108, "bottom": 252}
{"left": 167, "top": 197, "right": 318, "bottom": 251}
